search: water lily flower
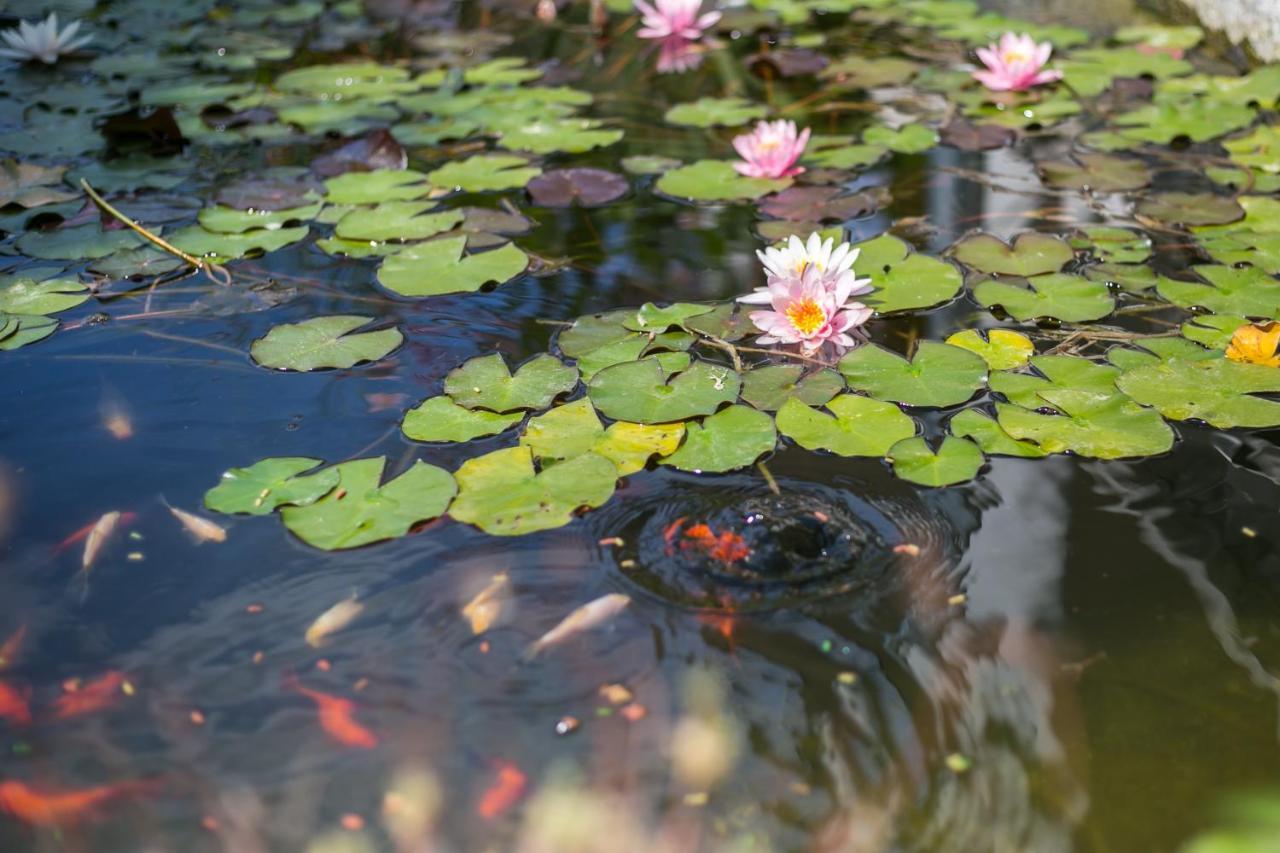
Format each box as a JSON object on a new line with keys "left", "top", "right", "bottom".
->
{"left": 738, "top": 264, "right": 873, "bottom": 352}
{"left": 0, "top": 13, "right": 91, "bottom": 65}
{"left": 732, "top": 119, "right": 810, "bottom": 179}
{"left": 656, "top": 36, "right": 706, "bottom": 74}
{"left": 634, "top": 0, "right": 720, "bottom": 41}
{"left": 754, "top": 232, "right": 870, "bottom": 288}
{"left": 972, "top": 32, "right": 1062, "bottom": 92}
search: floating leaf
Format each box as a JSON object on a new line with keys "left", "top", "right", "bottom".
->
{"left": 378, "top": 236, "right": 527, "bottom": 297}
{"left": 0, "top": 160, "right": 77, "bottom": 208}
{"left": 334, "top": 203, "right": 462, "bottom": 242}
{"left": 804, "top": 143, "right": 888, "bottom": 170}
{"left": 275, "top": 62, "right": 416, "bottom": 98}
{"left": 951, "top": 232, "right": 1073, "bottom": 277}
{"left": 1038, "top": 152, "right": 1151, "bottom": 192}
{"left": 250, "top": 315, "right": 403, "bottom": 371}
{"left": 838, "top": 342, "right": 987, "bottom": 408}
{"left": 449, "top": 446, "right": 617, "bottom": 536}
{"left": 973, "top": 274, "right": 1115, "bottom": 323}
{"left": 324, "top": 169, "right": 433, "bottom": 204}
{"left": 756, "top": 185, "right": 880, "bottom": 222}
{"left": 996, "top": 390, "right": 1175, "bottom": 459}
{"left": 655, "top": 160, "right": 791, "bottom": 202}
{"left": 588, "top": 357, "right": 739, "bottom": 423}
{"left": 889, "top": 436, "right": 983, "bottom": 487}
{"left": 661, "top": 405, "right": 776, "bottom": 473}
{"left": 428, "top": 155, "right": 541, "bottom": 192}
{"left": 623, "top": 302, "right": 713, "bottom": 332}
{"left": 1112, "top": 98, "right": 1255, "bottom": 144}
{"left": 664, "top": 97, "right": 767, "bottom": 128}
{"left": 1069, "top": 226, "right": 1152, "bottom": 264}
{"left": 527, "top": 169, "right": 628, "bottom": 207}
{"left": 167, "top": 225, "right": 310, "bottom": 261}
{"left": 281, "top": 458, "right": 456, "bottom": 550}
{"left": 1116, "top": 355, "right": 1280, "bottom": 428}
{"left": 938, "top": 118, "right": 1015, "bottom": 151}
{"left": 776, "top": 394, "right": 916, "bottom": 456}
{"left": 990, "top": 354, "right": 1120, "bottom": 407}
{"left": 863, "top": 124, "right": 937, "bottom": 154}
{"left": 853, "top": 234, "right": 963, "bottom": 314}
{"left": 15, "top": 225, "right": 143, "bottom": 260}
{"left": 820, "top": 55, "right": 918, "bottom": 88}
{"left": 593, "top": 422, "right": 685, "bottom": 475}
{"left": 204, "top": 457, "right": 339, "bottom": 516}
{"left": 944, "top": 329, "right": 1034, "bottom": 370}
{"left": 520, "top": 399, "right": 603, "bottom": 460}
{"left": 0, "top": 314, "right": 57, "bottom": 351}
{"left": 621, "top": 155, "right": 681, "bottom": 175}
{"left": 1137, "top": 193, "right": 1244, "bottom": 227}
{"left": 402, "top": 396, "right": 524, "bottom": 442}
{"left": 445, "top": 353, "right": 578, "bottom": 413}
{"left": 500, "top": 119, "right": 623, "bottom": 154}
{"left": 741, "top": 364, "right": 844, "bottom": 410}
{"left": 1182, "top": 314, "right": 1249, "bottom": 350}
{"left": 1156, "top": 265, "right": 1280, "bottom": 319}
{"left": 1084, "top": 261, "right": 1158, "bottom": 294}
{"left": 0, "top": 278, "right": 88, "bottom": 315}
{"left": 949, "top": 408, "right": 1046, "bottom": 457}
{"left": 197, "top": 203, "right": 324, "bottom": 235}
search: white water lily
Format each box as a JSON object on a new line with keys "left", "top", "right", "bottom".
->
{"left": 0, "top": 13, "right": 92, "bottom": 65}
{"left": 742, "top": 232, "right": 872, "bottom": 302}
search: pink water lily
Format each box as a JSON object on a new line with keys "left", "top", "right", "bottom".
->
{"left": 634, "top": 0, "right": 720, "bottom": 40}
{"left": 656, "top": 36, "right": 706, "bottom": 73}
{"left": 732, "top": 119, "right": 810, "bottom": 179}
{"left": 972, "top": 32, "right": 1063, "bottom": 92}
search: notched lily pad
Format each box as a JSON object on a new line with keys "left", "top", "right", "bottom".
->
{"left": 951, "top": 232, "right": 1074, "bottom": 277}
{"left": 776, "top": 394, "right": 916, "bottom": 457}
{"left": 661, "top": 405, "right": 777, "bottom": 473}
{"left": 664, "top": 97, "right": 767, "bottom": 128}
{"left": 1037, "top": 152, "right": 1151, "bottom": 192}
{"left": 889, "top": 436, "right": 983, "bottom": 487}
{"left": 378, "top": 236, "right": 527, "bottom": 297}
{"left": 527, "top": 168, "right": 628, "bottom": 208}
{"left": 588, "top": 357, "right": 739, "bottom": 424}
{"left": 1137, "top": 193, "right": 1244, "bottom": 227}
{"left": 204, "top": 457, "right": 339, "bottom": 516}
{"left": 838, "top": 342, "right": 987, "bottom": 408}
{"left": 250, "top": 315, "right": 403, "bottom": 371}
{"left": 973, "top": 274, "right": 1115, "bottom": 323}
{"left": 428, "top": 155, "right": 541, "bottom": 192}
{"left": 445, "top": 353, "right": 578, "bottom": 413}
{"left": 655, "top": 160, "right": 791, "bottom": 203}
{"left": 402, "top": 396, "right": 524, "bottom": 442}
{"left": 853, "top": 234, "right": 963, "bottom": 314}
{"left": 944, "top": 329, "right": 1034, "bottom": 370}
{"left": 741, "top": 364, "right": 844, "bottom": 411}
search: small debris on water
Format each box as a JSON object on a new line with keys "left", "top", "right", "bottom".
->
{"left": 599, "top": 684, "right": 633, "bottom": 705}
{"left": 947, "top": 594, "right": 967, "bottom": 606}
{"left": 1243, "top": 526, "right": 1257, "bottom": 538}
{"left": 555, "top": 715, "right": 580, "bottom": 735}
{"left": 945, "top": 753, "right": 972, "bottom": 774}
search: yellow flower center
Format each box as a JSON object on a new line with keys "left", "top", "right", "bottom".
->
{"left": 785, "top": 298, "right": 826, "bottom": 336}
{"left": 758, "top": 138, "right": 780, "bottom": 150}
{"left": 1002, "top": 49, "right": 1030, "bottom": 65}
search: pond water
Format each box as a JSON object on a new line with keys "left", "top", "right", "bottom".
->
{"left": 2, "top": 0, "right": 1280, "bottom": 850}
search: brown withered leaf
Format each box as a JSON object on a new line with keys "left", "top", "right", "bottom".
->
{"left": 312, "top": 129, "right": 408, "bottom": 178}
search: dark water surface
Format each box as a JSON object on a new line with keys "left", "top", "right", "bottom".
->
{"left": 2, "top": 1, "right": 1280, "bottom": 851}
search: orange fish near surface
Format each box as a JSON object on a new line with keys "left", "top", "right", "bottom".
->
{"left": 0, "top": 779, "right": 156, "bottom": 826}
{"left": 680, "top": 523, "right": 751, "bottom": 565}
{"left": 286, "top": 676, "right": 378, "bottom": 749}
{"left": 0, "top": 681, "right": 31, "bottom": 726}
{"left": 476, "top": 761, "right": 527, "bottom": 820}
{"left": 0, "top": 625, "right": 27, "bottom": 670}
{"left": 53, "top": 671, "right": 127, "bottom": 720}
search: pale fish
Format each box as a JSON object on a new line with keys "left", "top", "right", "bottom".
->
{"left": 461, "top": 572, "right": 510, "bottom": 635}
{"left": 527, "top": 593, "right": 630, "bottom": 657}
{"left": 164, "top": 501, "right": 227, "bottom": 544}
{"left": 99, "top": 397, "right": 133, "bottom": 440}
{"left": 82, "top": 511, "right": 121, "bottom": 571}
{"left": 305, "top": 598, "right": 364, "bottom": 648}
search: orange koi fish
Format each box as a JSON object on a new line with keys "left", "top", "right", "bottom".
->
{"left": 53, "top": 512, "right": 136, "bottom": 556}
{"left": 286, "top": 675, "right": 378, "bottom": 749}
{"left": 53, "top": 671, "right": 128, "bottom": 720}
{"left": 0, "top": 779, "right": 156, "bottom": 826}
{"left": 476, "top": 761, "right": 527, "bottom": 820}
{"left": 0, "top": 625, "right": 27, "bottom": 670}
{"left": 0, "top": 681, "right": 31, "bottom": 726}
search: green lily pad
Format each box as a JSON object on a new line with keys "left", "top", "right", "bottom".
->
{"left": 1084, "top": 262, "right": 1158, "bottom": 294}
{"left": 558, "top": 310, "right": 651, "bottom": 378}
{"left": 250, "top": 315, "right": 403, "bottom": 371}
{"left": 623, "top": 302, "right": 714, "bottom": 332}
{"left": 197, "top": 203, "right": 324, "bottom": 234}
{"left": 402, "top": 396, "right": 524, "bottom": 442}
{"left": 1138, "top": 193, "right": 1244, "bottom": 227}
{"left": 1223, "top": 125, "right": 1280, "bottom": 175}
{"left": 1116, "top": 355, "right": 1280, "bottom": 428}
{"left": 655, "top": 160, "right": 791, "bottom": 203}
{"left": 1161, "top": 65, "right": 1280, "bottom": 108}
{"left": 204, "top": 457, "right": 340, "bottom": 516}
{"left": 1112, "top": 98, "right": 1255, "bottom": 144}
{"left": 1181, "top": 314, "right": 1249, "bottom": 350}
{"left": 275, "top": 62, "right": 416, "bottom": 99}
{"left": 944, "top": 329, "right": 1034, "bottom": 370}
{"left": 324, "top": 169, "right": 434, "bottom": 204}
{"left": 973, "top": 274, "right": 1115, "bottom": 323}
{"left": 949, "top": 408, "right": 1046, "bottom": 457}
{"left": 1055, "top": 47, "right": 1192, "bottom": 97}
{"left": 996, "top": 389, "right": 1175, "bottom": 459}
{"left": 334, "top": 203, "right": 463, "bottom": 242}
{"left": 1070, "top": 226, "right": 1152, "bottom": 264}
{"left": 499, "top": 119, "right": 623, "bottom": 154}
{"left": 838, "top": 342, "right": 987, "bottom": 408}
{"left": 0, "top": 314, "right": 57, "bottom": 350}
{"left": 427, "top": 155, "right": 541, "bottom": 192}
{"left": 820, "top": 55, "right": 919, "bottom": 89}
{"left": 664, "top": 97, "right": 767, "bottom": 128}
{"left": 1156, "top": 265, "right": 1280, "bottom": 319}
{"left": 377, "top": 237, "right": 527, "bottom": 297}
{"left": 661, "top": 405, "right": 777, "bottom": 473}
{"left": 852, "top": 234, "right": 963, "bottom": 314}
{"left": 593, "top": 422, "right": 685, "bottom": 475}
{"left": 520, "top": 399, "right": 603, "bottom": 460}
{"left": 990, "top": 354, "right": 1121, "bottom": 408}
{"left": 0, "top": 278, "right": 89, "bottom": 315}
{"left": 449, "top": 446, "right": 617, "bottom": 536}
{"left": 741, "top": 364, "right": 844, "bottom": 410}
{"left": 775, "top": 394, "right": 916, "bottom": 456}
{"left": 889, "top": 436, "right": 983, "bottom": 487}
{"left": 87, "top": 247, "right": 185, "bottom": 279}
{"left": 863, "top": 124, "right": 937, "bottom": 154}
{"left": 281, "top": 458, "right": 456, "bottom": 550}
{"left": 1038, "top": 152, "right": 1151, "bottom": 192}
{"left": 168, "top": 225, "right": 310, "bottom": 261}
{"left": 15, "top": 225, "right": 144, "bottom": 260}
{"left": 621, "top": 155, "right": 681, "bottom": 175}
{"left": 445, "top": 353, "right": 578, "bottom": 413}
{"left": 588, "top": 357, "right": 739, "bottom": 424}
{"left": 804, "top": 143, "right": 888, "bottom": 170}
{"left": 951, "top": 232, "right": 1073, "bottom": 277}
{"left": 463, "top": 57, "right": 542, "bottom": 85}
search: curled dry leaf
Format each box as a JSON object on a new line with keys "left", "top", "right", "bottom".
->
{"left": 164, "top": 501, "right": 227, "bottom": 543}
{"left": 461, "top": 571, "right": 510, "bottom": 635}
{"left": 1226, "top": 321, "right": 1280, "bottom": 367}
{"left": 527, "top": 592, "right": 630, "bottom": 657}
{"left": 305, "top": 598, "right": 365, "bottom": 648}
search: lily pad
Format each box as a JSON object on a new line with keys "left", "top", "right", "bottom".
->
{"left": 449, "top": 446, "right": 617, "bottom": 536}
{"left": 1156, "top": 265, "right": 1280, "bottom": 319}
{"left": 250, "top": 315, "right": 403, "bottom": 371}
{"left": 168, "top": 225, "right": 310, "bottom": 261}
{"left": 0, "top": 160, "right": 78, "bottom": 208}
{"left": 621, "top": 155, "right": 681, "bottom": 175}
{"left": 863, "top": 124, "right": 938, "bottom": 154}
{"left": 853, "top": 234, "right": 963, "bottom": 314}
{"left": 661, "top": 405, "right": 777, "bottom": 473}
{"left": 527, "top": 169, "right": 628, "bottom": 207}
{"left": 594, "top": 422, "right": 686, "bottom": 475}
{"left": 838, "top": 342, "right": 987, "bottom": 408}
{"left": 756, "top": 185, "right": 880, "bottom": 222}
{"left": 428, "top": 155, "right": 541, "bottom": 192}
{"left": 1138, "top": 193, "right": 1244, "bottom": 227}
{"left": 1116, "top": 355, "right": 1280, "bottom": 428}
{"left": 588, "top": 357, "right": 739, "bottom": 423}
{"left": 1038, "top": 152, "right": 1151, "bottom": 192}
{"left": 944, "top": 329, "right": 1034, "bottom": 370}
{"left": 402, "top": 396, "right": 524, "bottom": 442}
{"left": 1070, "top": 226, "right": 1152, "bottom": 264}
{"left": 655, "top": 160, "right": 791, "bottom": 203}
{"left": 197, "top": 203, "right": 324, "bottom": 235}
{"left": 949, "top": 408, "right": 1047, "bottom": 457}
{"left": 0, "top": 278, "right": 89, "bottom": 315}
{"left": 623, "top": 302, "right": 713, "bottom": 332}
{"left": 664, "top": 97, "right": 767, "bottom": 128}
{"left": 996, "top": 389, "right": 1175, "bottom": 458}
{"left": 281, "top": 458, "right": 456, "bottom": 550}
{"left": 204, "top": 457, "right": 339, "bottom": 516}
{"left": 324, "top": 170, "right": 433, "bottom": 204}
{"left": 333, "top": 204, "right": 462, "bottom": 243}
{"left": 15, "top": 225, "right": 144, "bottom": 260}
{"left": 775, "top": 394, "right": 916, "bottom": 456}
{"left": 378, "top": 237, "right": 527, "bottom": 297}
{"left": 1181, "top": 314, "right": 1249, "bottom": 350}
{"left": 0, "top": 314, "right": 57, "bottom": 350}
{"left": 973, "top": 274, "right": 1115, "bottom": 323}
{"left": 951, "top": 232, "right": 1073, "bottom": 277}
{"left": 741, "top": 364, "right": 844, "bottom": 410}
{"left": 445, "top": 353, "right": 578, "bottom": 413}
{"left": 520, "top": 399, "right": 604, "bottom": 461}
{"left": 500, "top": 119, "right": 623, "bottom": 154}
{"left": 1112, "top": 98, "right": 1255, "bottom": 144}
{"left": 889, "top": 436, "right": 983, "bottom": 487}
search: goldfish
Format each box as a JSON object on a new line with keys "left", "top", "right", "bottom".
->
{"left": 53, "top": 670, "right": 128, "bottom": 720}
{"left": 461, "top": 572, "right": 509, "bottom": 635}
{"left": 0, "top": 779, "right": 157, "bottom": 826}
{"left": 526, "top": 593, "right": 630, "bottom": 657}
{"left": 82, "top": 511, "right": 123, "bottom": 571}
{"left": 0, "top": 624, "right": 27, "bottom": 670}
{"left": 163, "top": 501, "right": 227, "bottom": 544}
{"left": 286, "top": 675, "right": 378, "bottom": 749}
{"left": 680, "top": 524, "right": 750, "bottom": 564}
{"left": 304, "top": 597, "right": 363, "bottom": 648}
{"left": 100, "top": 397, "right": 134, "bottom": 440}
{"left": 0, "top": 681, "right": 31, "bottom": 726}
{"left": 476, "top": 762, "right": 526, "bottom": 820}
{"left": 55, "top": 513, "right": 135, "bottom": 557}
